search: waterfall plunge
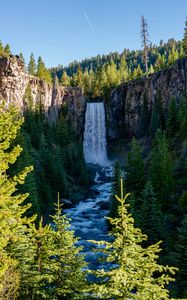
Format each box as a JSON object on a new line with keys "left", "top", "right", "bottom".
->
{"left": 83, "top": 102, "right": 108, "bottom": 165}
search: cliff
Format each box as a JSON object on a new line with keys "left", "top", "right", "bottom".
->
{"left": 0, "top": 56, "right": 86, "bottom": 136}
{"left": 106, "top": 58, "right": 187, "bottom": 141}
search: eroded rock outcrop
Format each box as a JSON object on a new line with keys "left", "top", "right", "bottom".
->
{"left": 0, "top": 56, "right": 86, "bottom": 136}
{"left": 105, "top": 58, "right": 187, "bottom": 140}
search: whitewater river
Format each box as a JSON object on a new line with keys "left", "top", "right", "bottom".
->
{"left": 64, "top": 166, "right": 113, "bottom": 269}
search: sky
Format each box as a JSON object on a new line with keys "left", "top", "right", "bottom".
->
{"left": 1, "top": 0, "right": 187, "bottom": 68}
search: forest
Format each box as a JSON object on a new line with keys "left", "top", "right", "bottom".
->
{"left": 0, "top": 14, "right": 187, "bottom": 300}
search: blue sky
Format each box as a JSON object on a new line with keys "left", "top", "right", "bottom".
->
{"left": 1, "top": 0, "right": 187, "bottom": 67}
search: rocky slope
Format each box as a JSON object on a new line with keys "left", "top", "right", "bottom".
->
{"left": 0, "top": 56, "right": 86, "bottom": 136}
{"left": 106, "top": 57, "right": 187, "bottom": 140}
{"left": 1, "top": 56, "right": 187, "bottom": 141}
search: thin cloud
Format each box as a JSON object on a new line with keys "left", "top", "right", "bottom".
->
{"left": 84, "top": 12, "right": 96, "bottom": 36}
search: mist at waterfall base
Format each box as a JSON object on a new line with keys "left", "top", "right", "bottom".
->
{"left": 83, "top": 102, "right": 110, "bottom": 166}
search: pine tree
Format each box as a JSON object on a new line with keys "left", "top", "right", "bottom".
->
{"left": 174, "top": 215, "right": 187, "bottom": 298}
{"left": 141, "top": 16, "right": 150, "bottom": 77}
{"left": 4, "top": 44, "right": 11, "bottom": 56}
{"left": 89, "top": 180, "right": 176, "bottom": 299}
{"left": 76, "top": 65, "right": 84, "bottom": 91}
{"left": 37, "top": 56, "right": 52, "bottom": 84}
{"left": 0, "top": 101, "right": 34, "bottom": 298}
{"left": 28, "top": 52, "right": 36, "bottom": 76}
{"left": 150, "top": 130, "right": 174, "bottom": 209}
{"left": 149, "top": 64, "right": 154, "bottom": 74}
{"left": 138, "top": 180, "right": 165, "bottom": 245}
{"left": 118, "top": 55, "right": 128, "bottom": 83}
{"left": 44, "top": 194, "right": 87, "bottom": 299}
{"left": 61, "top": 70, "right": 70, "bottom": 86}
{"left": 183, "top": 16, "right": 187, "bottom": 56}
{"left": 125, "top": 137, "right": 145, "bottom": 199}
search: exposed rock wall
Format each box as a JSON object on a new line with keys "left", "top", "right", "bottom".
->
{"left": 0, "top": 56, "right": 86, "bottom": 136}
{"left": 105, "top": 58, "right": 187, "bottom": 140}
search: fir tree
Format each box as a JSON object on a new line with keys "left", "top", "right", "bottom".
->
{"left": 150, "top": 130, "right": 174, "bottom": 209}
{"left": 37, "top": 56, "right": 52, "bottom": 84}
{"left": 89, "top": 180, "right": 176, "bottom": 299}
{"left": 61, "top": 70, "right": 70, "bottom": 86}
{"left": 183, "top": 16, "right": 187, "bottom": 56}
{"left": 138, "top": 180, "right": 165, "bottom": 245}
{"left": 28, "top": 52, "right": 36, "bottom": 76}
{"left": 0, "top": 101, "right": 34, "bottom": 298}
{"left": 125, "top": 137, "right": 145, "bottom": 199}
{"left": 174, "top": 215, "right": 187, "bottom": 298}
{"left": 45, "top": 194, "right": 87, "bottom": 299}
{"left": 4, "top": 44, "right": 11, "bottom": 56}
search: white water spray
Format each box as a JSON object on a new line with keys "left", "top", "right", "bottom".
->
{"left": 83, "top": 102, "right": 108, "bottom": 165}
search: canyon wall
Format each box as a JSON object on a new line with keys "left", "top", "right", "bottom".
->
{"left": 0, "top": 56, "right": 86, "bottom": 136}
{"left": 1, "top": 55, "right": 187, "bottom": 141}
{"left": 105, "top": 57, "right": 187, "bottom": 140}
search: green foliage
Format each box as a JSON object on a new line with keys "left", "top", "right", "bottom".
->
{"left": 0, "top": 41, "right": 11, "bottom": 57}
{"left": 0, "top": 102, "right": 34, "bottom": 298}
{"left": 150, "top": 130, "right": 174, "bottom": 209}
{"left": 61, "top": 70, "right": 71, "bottom": 86}
{"left": 138, "top": 180, "right": 165, "bottom": 245}
{"left": 125, "top": 137, "right": 145, "bottom": 199}
{"left": 37, "top": 56, "right": 52, "bottom": 84}
{"left": 183, "top": 16, "right": 187, "bottom": 55}
{"left": 89, "top": 180, "right": 177, "bottom": 299}
{"left": 28, "top": 52, "right": 36, "bottom": 76}
{"left": 51, "top": 38, "right": 184, "bottom": 98}
{"left": 174, "top": 215, "right": 187, "bottom": 298}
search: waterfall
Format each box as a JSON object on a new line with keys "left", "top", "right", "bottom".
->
{"left": 83, "top": 102, "right": 108, "bottom": 165}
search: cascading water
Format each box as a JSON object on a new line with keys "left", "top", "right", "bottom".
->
{"left": 83, "top": 102, "right": 108, "bottom": 165}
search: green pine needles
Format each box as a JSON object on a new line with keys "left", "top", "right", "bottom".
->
{"left": 89, "top": 179, "right": 177, "bottom": 300}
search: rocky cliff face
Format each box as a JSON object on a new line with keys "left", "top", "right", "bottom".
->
{"left": 105, "top": 58, "right": 187, "bottom": 141}
{"left": 0, "top": 56, "right": 86, "bottom": 136}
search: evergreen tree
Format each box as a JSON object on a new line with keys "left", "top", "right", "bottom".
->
{"left": 148, "top": 64, "right": 154, "bottom": 74}
{"left": 118, "top": 55, "right": 128, "bottom": 83}
{"left": 174, "top": 215, "right": 187, "bottom": 298}
{"left": 37, "top": 56, "right": 52, "bottom": 84}
{"left": 4, "top": 44, "right": 11, "bottom": 56}
{"left": 76, "top": 65, "right": 84, "bottom": 91}
{"left": 138, "top": 180, "right": 165, "bottom": 245}
{"left": 61, "top": 70, "right": 70, "bottom": 86}
{"left": 125, "top": 137, "right": 145, "bottom": 199}
{"left": 89, "top": 180, "right": 176, "bottom": 299}
{"left": 44, "top": 194, "right": 87, "bottom": 299}
{"left": 0, "top": 102, "right": 33, "bottom": 298}
{"left": 150, "top": 130, "right": 174, "bottom": 209}
{"left": 28, "top": 52, "right": 36, "bottom": 76}
{"left": 183, "top": 16, "right": 187, "bottom": 55}
{"left": 179, "top": 94, "right": 187, "bottom": 140}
